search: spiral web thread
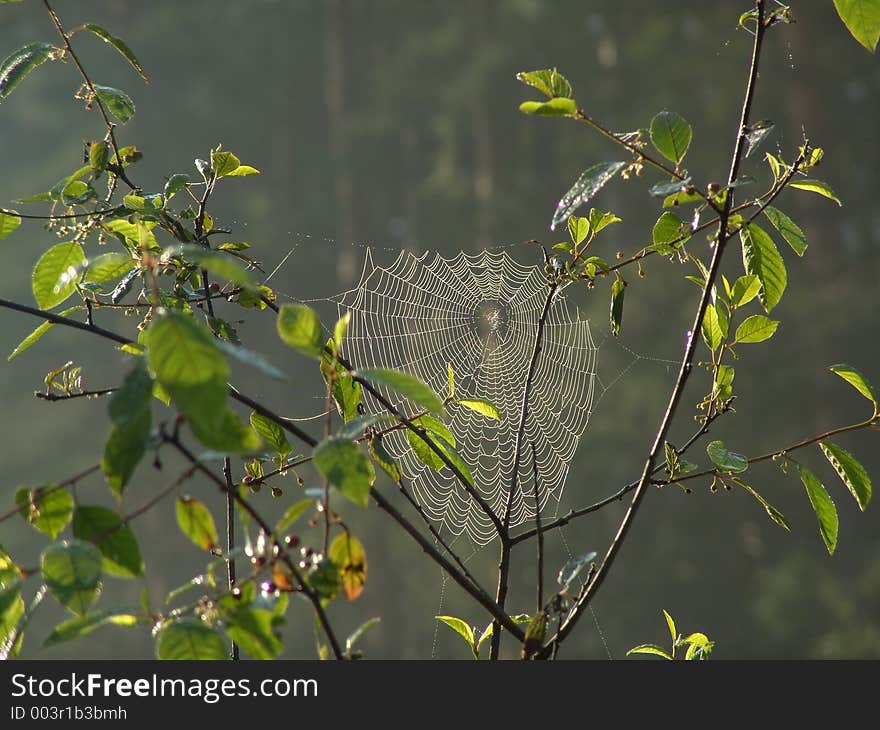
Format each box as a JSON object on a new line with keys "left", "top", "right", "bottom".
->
{"left": 332, "top": 248, "right": 598, "bottom": 546}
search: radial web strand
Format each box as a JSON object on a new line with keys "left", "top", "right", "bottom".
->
{"left": 331, "top": 248, "right": 598, "bottom": 546}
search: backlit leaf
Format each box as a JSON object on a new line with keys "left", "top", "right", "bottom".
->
{"left": 650, "top": 110, "right": 692, "bottom": 164}
{"left": 15, "top": 484, "right": 73, "bottom": 539}
{"left": 40, "top": 540, "right": 103, "bottom": 616}
{"left": 763, "top": 206, "right": 807, "bottom": 257}
{"left": 741, "top": 223, "right": 786, "bottom": 312}
{"left": 32, "top": 241, "right": 87, "bottom": 309}
{"left": 819, "top": 441, "right": 872, "bottom": 510}
{"left": 277, "top": 303, "right": 325, "bottom": 358}
{"left": 93, "top": 85, "right": 135, "bottom": 124}
{"left": 313, "top": 438, "right": 375, "bottom": 507}
{"left": 551, "top": 162, "right": 626, "bottom": 231}
{"left": 789, "top": 179, "right": 842, "bottom": 206}
{"left": 734, "top": 315, "right": 779, "bottom": 344}
{"left": 82, "top": 24, "right": 149, "bottom": 82}
{"left": 798, "top": 465, "right": 838, "bottom": 555}
{"left": 0, "top": 42, "right": 54, "bottom": 99}
{"left": 357, "top": 367, "right": 445, "bottom": 416}
{"left": 829, "top": 364, "right": 877, "bottom": 406}
{"left": 155, "top": 618, "right": 228, "bottom": 660}
{"left": 328, "top": 532, "right": 367, "bottom": 601}
{"left": 175, "top": 496, "right": 220, "bottom": 552}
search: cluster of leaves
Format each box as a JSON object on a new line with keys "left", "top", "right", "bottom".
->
{"left": 627, "top": 610, "right": 714, "bottom": 661}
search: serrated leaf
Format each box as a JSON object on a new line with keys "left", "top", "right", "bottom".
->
{"left": 568, "top": 215, "right": 590, "bottom": 245}
{"left": 82, "top": 24, "right": 149, "bottom": 82}
{"left": 763, "top": 206, "right": 807, "bottom": 257}
{"left": 357, "top": 367, "right": 444, "bottom": 416}
{"left": 277, "top": 303, "right": 325, "bottom": 358}
{"left": 457, "top": 399, "right": 502, "bottom": 421}
{"left": 649, "top": 177, "right": 692, "bottom": 198}
{"left": 652, "top": 211, "right": 687, "bottom": 245}
{"left": 626, "top": 643, "right": 673, "bottom": 660}
{"left": 729, "top": 275, "right": 761, "bottom": 309}
{"left": 84, "top": 252, "right": 137, "bottom": 286}
{"left": 819, "top": 442, "right": 872, "bottom": 510}
{"left": 706, "top": 440, "right": 749, "bottom": 473}
{"left": 0, "top": 210, "right": 21, "bottom": 240}
{"left": 741, "top": 223, "right": 787, "bottom": 313}
{"left": 516, "top": 68, "right": 572, "bottom": 99}
{"left": 610, "top": 276, "right": 626, "bottom": 337}
{"left": 734, "top": 478, "right": 791, "bottom": 531}
{"left": 328, "top": 533, "right": 367, "bottom": 602}
{"left": 176, "top": 496, "right": 220, "bottom": 552}
{"left": 589, "top": 208, "right": 622, "bottom": 234}
{"left": 734, "top": 315, "right": 779, "bottom": 344}
{"left": 798, "top": 465, "right": 838, "bottom": 555}
{"left": 210, "top": 149, "right": 241, "bottom": 177}
{"left": 435, "top": 615, "right": 474, "bottom": 649}
{"left": 155, "top": 618, "right": 228, "bottom": 660}
{"left": 32, "top": 241, "right": 88, "bottom": 309}
{"left": 833, "top": 0, "right": 880, "bottom": 52}
{"left": 93, "top": 84, "right": 135, "bottom": 124}
{"left": 551, "top": 162, "right": 626, "bottom": 231}
{"left": 313, "top": 438, "right": 375, "bottom": 507}
{"left": 15, "top": 485, "right": 74, "bottom": 539}
{"left": 700, "top": 303, "right": 725, "bottom": 352}
{"left": 789, "top": 179, "right": 842, "bottom": 206}
{"left": 650, "top": 110, "right": 692, "bottom": 164}
{"left": 41, "top": 540, "right": 103, "bottom": 616}
{"left": 406, "top": 415, "right": 454, "bottom": 470}
{"left": 72, "top": 506, "right": 144, "bottom": 578}
{"left": 43, "top": 608, "right": 138, "bottom": 647}
{"left": 519, "top": 97, "right": 578, "bottom": 117}
{"left": 249, "top": 412, "right": 291, "bottom": 458}
{"left": 829, "top": 364, "right": 877, "bottom": 406}
{"left": 0, "top": 42, "right": 54, "bottom": 99}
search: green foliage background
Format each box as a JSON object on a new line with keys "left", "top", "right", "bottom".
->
{"left": 0, "top": 0, "right": 878, "bottom": 658}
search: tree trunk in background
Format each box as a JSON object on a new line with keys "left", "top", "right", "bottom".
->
{"left": 325, "top": 0, "right": 356, "bottom": 283}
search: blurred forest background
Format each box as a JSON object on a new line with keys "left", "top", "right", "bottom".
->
{"left": 0, "top": 0, "right": 878, "bottom": 659}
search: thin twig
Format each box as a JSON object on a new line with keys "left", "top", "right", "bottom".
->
{"left": 531, "top": 443, "right": 544, "bottom": 615}
{"left": 35, "top": 387, "right": 116, "bottom": 402}
{"left": 0, "top": 464, "right": 100, "bottom": 525}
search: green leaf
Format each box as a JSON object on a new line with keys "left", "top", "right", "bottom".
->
{"left": 626, "top": 643, "right": 673, "bottom": 660}
{"left": 8, "top": 305, "right": 84, "bottom": 362}
{"left": 41, "top": 540, "right": 103, "bottom": 616}
{"left": 81, "top": 24, "right": 149, "bottom": 82}
{"left": 333, "top": 311, "right": 350, "bottom": 350}
{"left": 15, "top": 485, "right": 73, "bottom": 539}
{"left": 345, "top": 617, "right": 381, "bottom": 656}
{"left": 763, "top": 206, "right": 807, "bottom": 257}
{"left": 706, "top": 440, "right": 748, "bottom": 473}
{"left": 210, "top": 149, "right": 241, "bottom": 178}
{"left": 356, "top": 367, "right": 445, "bottom": 416}
{"left": 321, "top": 349, "right": 361, "bottom": 421}
{"left": 407, "top": 415, "right": 455, "bottom": 470}
{"left": 0, "top": 42, "right": 54, "bottom": 99}
{"left": 833, "top": 0, "right": 880, "bottom": 51}
{"left": 313, "top": 438, "right": 375, "bottom": 507}
{"left": 249, "top": 412, "right": 291, "bottom": 458}
{"left": 275, "top": 498, "right": 314, "bottom": 535}
{"left": 164, "top": 173, "right": 190, "bottom": 199}
{"left": 435, "top": 615, "right": 474, "bottom": 650}
{"left": 32, "top": 241, "right": 88, "bottom": 309}
{"left": 447, "top": 362, "right": 456, "bottom": 399}
{"left": 307, "top": 558, "right": 340, "bottom": 601}
{"left": 515, "top": 68, "right": 572, "bottom": 99}
{"left": 662, "top": 188, "right": 704, "bottom": 208}
{"left": 0, "top": 210, "right": 21, "bottom": 240}
{"left": 225, "top": 165, "right": 260, "bottom": 177}
{"left": 568, "top": 215, "right": 590, "bottom": 245}
{"left": 225, "top": 606, "right": 283, "bottom": 660}
{"left": 700, "top": 303, "right": 725, "bottom": 352}
{"left": 819, "top": 442, "right": 872, "bottom": 510}
{"left": 741, "top": 223, "right": 787, "bottom": 313}
{"left": 155, "top": 618, "right": 228, "bottom": 660}
{"left": 589, "top": 208, "right": 622, "bottom": 234}
{"left": 93, "top": 84, "right": 135, "bottom": 124}
{"left": 175, "top": 245, "right": 259, "bottom": 292}
{"left": 829, "top": 364, "right": 877, "bottom": 406}
{"left": 368, "top": 435, "right": 403, "bottom": 482}
{"left": 215, "top": 340, "right": 286, "bottom": 381}
{"left": 734, "top": 315, "right": 779, "bottom": 344}
{"left": 457, "top": 399, "right": 502, "bottom": 421}
{"left": 729, "top": 275, "right": 761, "bottom": 309}
{"left": 43, "top": 608, "right": 138, "bottom": 647}
{"left": 652, "top": 211, "right": 687, "bottom": 246}
{"left": 650, "top": 110, "right": 693, "bottom": 164}
{"left": 123, "top": 193, "right": 164, "bottom": 213}
{"left": 328, "top": 532, "right": 367, "bottom": 601}
{"left": 519, "top": 97, "right": 578, "bottom": 117}
{"left": 84, "top": 252, "right": 137, "bottom": 286}
{"left": 662, "top": 609, "right": 677, "bottom": 644}
{"left": 649, "top": 177, "right": 692, "bottom": 198}
{"left": 551, "top": 161, "right": 626, "bottom": 231}
{"left": 145, "top": 313, "right": 248, "bottom": 451}
{"left": 101, "top": 408, "right": 151, "bottom": 494}
{"left": 733, "top": 478, "right": 791, "bottom": 531}
{"left": 277, "top": 303, "right": 325, "bottom": 358}
{"left": 798, "top": 465, "right": 839, "bottom": 555}
{"left": 72, "top": 506, "right": 144, "bottom": 578}
{"left": 789, "top": 179, "right": 842, "bottom": 206}
{"left": 610, "top": 276, "right": 626, "bottom": 337}
{"left": 176, "top": 496, "right": 220, "bottom": 552}
{"left": 713, "top": 364, "right": 735, "bottom": 402}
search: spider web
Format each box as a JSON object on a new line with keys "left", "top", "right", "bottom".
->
{"left": 331, "top": 248, "right": 598, "bottom": 546}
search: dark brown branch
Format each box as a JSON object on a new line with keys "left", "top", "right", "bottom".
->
{"left": 1, "top": 205, "right": 125, "bottom": 221}
{"left": 531, "top": 443, "right": 544, "bottom": 615}
{"left": 539, "top": 1, "right": 768, "bottom": 657}
{"left": 35, "top": 387, "right": 116, "bottom": 402}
